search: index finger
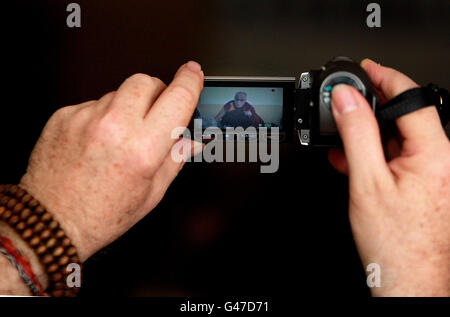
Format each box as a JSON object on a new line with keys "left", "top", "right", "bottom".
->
{"left": 144, "top": 61, "right": 204, "bottom": 159}
{"left": 361, "top": 58, "right": 446, "bottom": 153}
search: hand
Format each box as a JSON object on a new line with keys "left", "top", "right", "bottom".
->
{"left": 328, "top": 58, "right": 450, "bottom": 296}
{"left": 19, "top": 61, "right": 204, "bottom": 262}
{"left": 244, "top": 110, "right": 252, "bottom": 117}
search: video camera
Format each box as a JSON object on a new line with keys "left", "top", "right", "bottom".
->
{"left": 191, "top": 56, "right": 449, "bottom": 147}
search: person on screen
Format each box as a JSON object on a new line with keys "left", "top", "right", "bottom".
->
{"left": 214, "top": 92, "right": 264, "bottom": 128}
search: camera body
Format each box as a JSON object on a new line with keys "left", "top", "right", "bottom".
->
{"left": 294, "top": 56, "right": 378, "bottom": 147}
{"left": 192, "top": 57, "right": 378, "bottom": 147}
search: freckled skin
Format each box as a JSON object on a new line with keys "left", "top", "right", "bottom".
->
{"left": 329, "top": 59, "right": 450, "bottom": 296}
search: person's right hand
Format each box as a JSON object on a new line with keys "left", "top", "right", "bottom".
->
{"left": 328, "top": 58, "right": 450, "bottom": 296}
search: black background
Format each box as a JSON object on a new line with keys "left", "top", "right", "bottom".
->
{"left": 1, "top": 0, "right": 449, "bottom": 298}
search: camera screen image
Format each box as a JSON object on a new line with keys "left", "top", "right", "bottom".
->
{"left": 195, "top": 87, "right": 284, "bottom": 130}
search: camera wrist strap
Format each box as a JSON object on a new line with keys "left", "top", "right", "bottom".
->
{"left": 376, "top": 84, "right": 449, "bottom": 126}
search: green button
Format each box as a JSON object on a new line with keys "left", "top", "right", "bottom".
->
{"left": 324, "top": 85, "right": 332, "bottom": 92}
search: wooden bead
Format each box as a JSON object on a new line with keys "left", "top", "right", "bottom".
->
{"left": 27, "top": 199, "right": 39, "bottom": 209}
{"left": 41, "top": 212, "right": 52, "bottom": 223}
{"left": 12, "top": 202, "right": 24, "bottom": 213}
{"left": 29, "top": 236, "right": 41, "bottom": 247}
{"left": 55, "top": 229, "right": 64, "bottom": 239}
{"left": 46, "top": 238, "right": 57, "bottom": 249}
{"left": 35, "top": 245, "right": 47, "bottom": 255}
{"left": 8, "top": 215, "right": 20, "bottom": 226}
{"left": 52, "top": 282, "right": 65, "bottom": 290}
{"left": 40, "top": 229, "right": 51, "bottom": 240}
{"left": 58, "top": 255, "right": 69, "bottom": 266}
{"left": 21, "top": 228, "right": 33, "bottom": 240}
{"left": 4, "top": 184, "right": 12, "bottom": 193}
{"left": 50, "top": 272, "right": 63, "bottom": 282}
{"left": 48, "top": 220, "right": 58, "bottom": 231}
{"left": 1, "top": 210, "right": 12, "bottom": 221}
{"left": 33, "top": 222, "right": 45, "bottom": 233}
{"left": 42, "top": 254, "right": 54, "bottom": 264}
{"left": 21, "top": 193, "right": 32, "bottom": 204}
{"left": 53, "top": 246, "right": 64, "bottom": 257}
{"left": 15, "top": 188, "right": 26, "bottom": 200}
{"left": 47, "top": 263, "right": 59, "bottom": 274}
{"left": 15, "top": 221, "right": 26, "bottom": 231}
{"left": 0, "top": 206, "right": 5, "bottom": 217}
{"left": 72, "top": 287, "right": 80, "bottom": 293}
{"left": 66, "top": 246, "right": 77, "bottom": 256}
{"left": 26, "top": 215, "right": 39, "bottom": 226}
{"left": 7, "top": 198, "right": 18, "bottom": 209}
{"left": 20, "top": 208, "right": 31, "bottom": 220}
{"left": 70, "top": 255, "right": 80, "bottom": 264}
{"left": 51, "top": 290, "right": 64, "bottom": 297}
{"left": 64, "top": 290, "right": 77, "bottom": 297}
{"left": 0, "top": 196, "right": 10, "bottom": 205}
{"left": 0, "top": 185, "right": 5, "bottom": 193}
{"left": 61, "top": 237, "right": 71, "bottom": 247}
{"left": 35, "top": 205, "right": 45, "bottom": 215}
{"left": 9, "top": 185, "right": 18, "bottom": 195}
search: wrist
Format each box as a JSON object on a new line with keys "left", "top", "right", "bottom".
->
{"left": 0, "top": 184, "right": 83, "bottom": 296}
{"left": 19, "top": 174, "right": 95, "bottom": 262}
{"left": 367, "top": 260, "right": 450, "bottom": 297}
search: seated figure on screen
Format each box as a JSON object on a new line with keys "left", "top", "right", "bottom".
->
{"left": 214, "top": 92, "right": 264, "bottom": 129}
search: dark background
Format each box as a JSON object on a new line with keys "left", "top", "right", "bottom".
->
{"left": 1, "top": 0, "right": 449, "bottom": 298}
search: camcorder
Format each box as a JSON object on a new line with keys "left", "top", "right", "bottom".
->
{"left": 190, "top": 56, "right": 449, "bottom": 148}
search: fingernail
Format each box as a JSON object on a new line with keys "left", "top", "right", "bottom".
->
{"left": 186, "top": 60, "right": 202, "bottom": 72}
{"left": 361, "top": 58, "right": 380, "bottom": 67}
{"left": 331, "top": 84, "right": 358, "bottom": 115}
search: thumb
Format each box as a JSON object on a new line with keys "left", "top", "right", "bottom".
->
{"left": 170, "top": 138, "right": 204, "bottom": 163}
{"left": 330, "top": 84, "right": 391, "bottom": 184}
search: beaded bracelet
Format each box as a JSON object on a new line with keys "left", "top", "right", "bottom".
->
{"left": 0, "top": 184, "right": 82, "bottom": 297}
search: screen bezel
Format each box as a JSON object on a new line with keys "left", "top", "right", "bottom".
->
{"left": 192, "top": 76, "right": 296, "bottom": 142}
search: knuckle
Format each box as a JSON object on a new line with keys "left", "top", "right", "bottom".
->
{"left": 87, "top": 111, "right": 125, "bottom": 143}
{"left": 99, "top": 91, "right": 117, "bottom": 103}
{"left": 98, "top": 111, "right": 122, "bottom": 131}
{"left": 127, "top": 73, "right": 166, "bottom": 91}
{"left": 54, "top": 105, "right": 74, "bottom": 117}
{"left": 119, "top": 74, "right": 165, "bottom": 104}
{"left": 127, "top": 73, "right": 153, "bottom": 85}
{"left": 49, "top": 106, "right": 76, "bottom": 126}
{"left": 63, "top": 107, "right": 92, "bottom": 136}
{"left": 150, "top": 76, "right": 166, "bottom": 89}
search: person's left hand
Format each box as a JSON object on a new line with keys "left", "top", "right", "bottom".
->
{"left": 19, "top": 61, "right": 204, "bottom": 262}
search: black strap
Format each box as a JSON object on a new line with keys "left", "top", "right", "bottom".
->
{"left": 376, "top": 85, "right": 449, "bottom": 126}
{"left": 376, "top": 87, "right": 433, "bottom": 120}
